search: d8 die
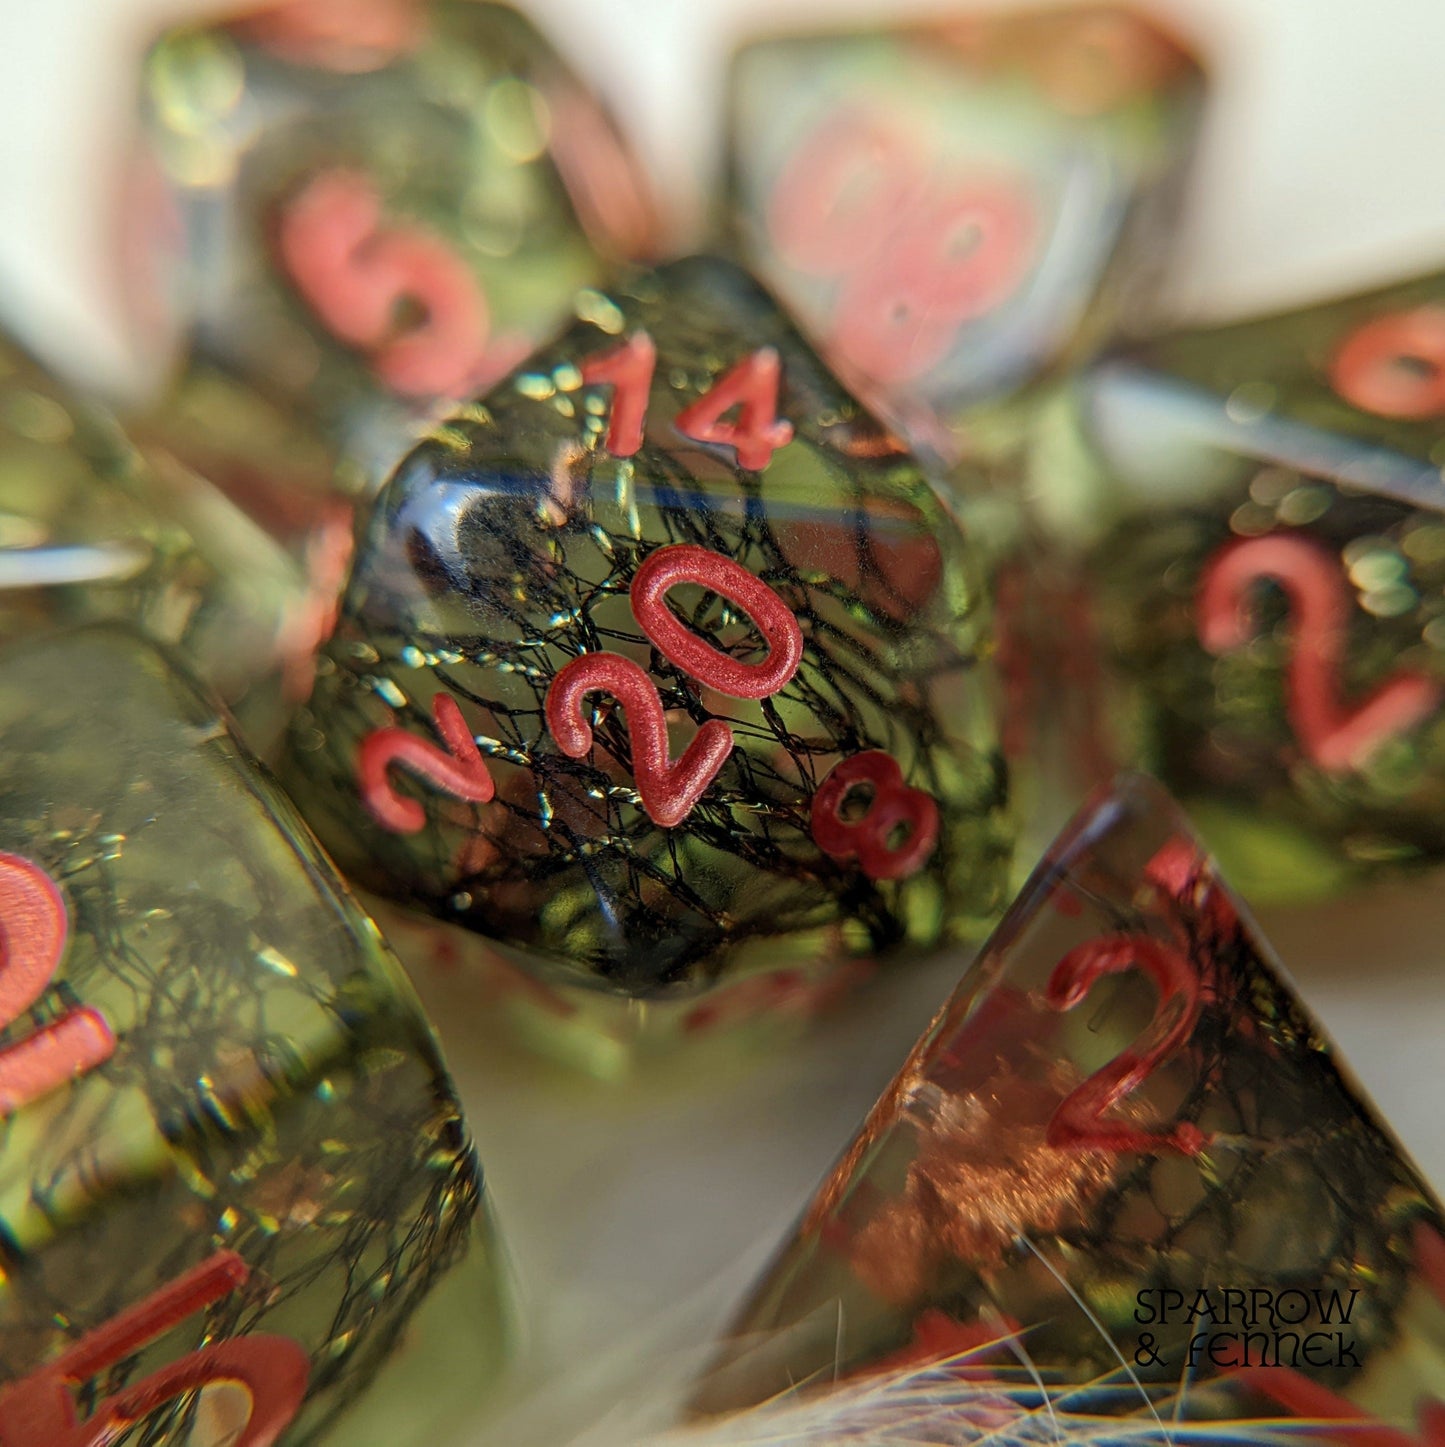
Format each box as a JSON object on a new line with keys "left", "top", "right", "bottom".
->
{"left": 287, "top": 256, "right": 1012, "bottom": 1006}
{"left": 694, "top": 775, "right": 1445, "bottom": 1438}
{"left": 0, "top": 627, "right": 506, "bottom": 1444}
{"left": 1036, "top": 274, "right": 1445, "bottom": 897}
{"left": 726, "top": 4, "right": 1204, "bottom": 464}
{"left": 0, "top": 334, "right": 311, "bottom": 745}
{"left": 130, "top": 0, "right": 655, "bottom": 516}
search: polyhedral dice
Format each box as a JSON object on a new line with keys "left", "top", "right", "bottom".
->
{"left": 0, "top": 333, "right": 309, "bottom": 742}
{"left": 1034, "top": 274, "right": 1445, "bottom": 898}
{"left": 725, "top": 4, "right": 1204, "bottom": 465}
{"left": 130, "top": 0, "right": 656, "bottom": 538}
{"left": 287, "top": 256, "right": 1012, "bottom": 1018}
{"left": 693, "top": 774, "right": 1445, "bottom": 1440}
{"left": 0, "top": 627, "right": 506, "bottom": 1444}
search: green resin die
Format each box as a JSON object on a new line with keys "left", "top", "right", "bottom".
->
{"left": 726, "top": 4, "right": 1204, "bottom": 467}
{"left": 131, "top": 0, "right": 655, "bottom": 528}
{"left": 695, "top": 776, "right": 1445, "bottom": 1436}
{"left": 0, "top": 627, "right": 507, "bottom": 1444}
{"left": 288, "top": 256, "right": 1012, "bottom": 1005}
{"left": 1035, "top": 274, "right": 1445, "bottom": 899}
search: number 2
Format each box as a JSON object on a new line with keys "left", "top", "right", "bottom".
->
{"left": 359, "top": 692, "right": 495, "bottom": 834}
{"left": 1197, "top": 533, "right": 1441, "bottom": 773}
{"left": 0, "top": 852, "right": 114, "bottom": 1118}
{"left": 0, "top": 1251, "right": 309, "bottom": 1447}
{"left": 1043, "top": 933, "right": 1210, "bottom": 1158}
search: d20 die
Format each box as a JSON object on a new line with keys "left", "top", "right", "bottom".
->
{"left": 726, "top": 4, "right": 1204, "bottom": 464}
{"left": 130, "top": 0, "right": 655, "bottom": 514}
{"left": 1035, "top": 273, "right": 1445, "bottom": 898}
{"left": 0, "top": 627, "right": 506, "bottom": 1445}
{"left": 288, "top": 256, "right": 1012, "bottom": 1002}
{"left": 693, "top": 774, "right": 1445, "bottom": 1442}
{"left": 0, "top": 334, "right": 310, "bottom": 746}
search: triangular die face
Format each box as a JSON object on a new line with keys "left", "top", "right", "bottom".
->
{"left": 294, "top": 255, "right": 1009, "bottom": 996}
{"left": 695, "top": 774, "right": 1445, "bottom": 1435}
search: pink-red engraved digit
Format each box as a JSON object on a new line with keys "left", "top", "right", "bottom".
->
{"left": 546, "top": 654, "right": 735, "bottom": 828}
{"left": 630, "top": 543, "right": 803, "bottom": 699}
{"left": 1330, "top": 305, "right": 1445, "bottom": 419}
{"left": 580, "top": 331, "right": 656, "bottom": 457}
{"left": 767, "top": 108, "right": 923, "bottom": 273}
{"left": 0, "top": 852, "right": 114, "bottom": 1117}
{"left": 810, "top": 751, "right": 939, "bottom": 881}
{"left": 832, "top": 180, "right": 1035, "bottom": 385}
{"left": 0, "top": 1250, "right": 309, "bottom": 1447}
{"left": 674, "top": 349, "right": 794, "bottom": 470}
{"left": 277, "top": 169, "right": 490, "bottom": 398}
{"left": 359, "top": 693, "right": 495, "bottom": 834}
{"left": 1043, "top": 934, "right": 1210, "bottom": 1158}
{"left": 1197, "top": 533, "right": 1441, "bottom": 773}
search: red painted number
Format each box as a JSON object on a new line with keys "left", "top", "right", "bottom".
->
{"left": 0, "top": 1251, "right": 309, "bottom": 1447}
{"left": 544, "top": 543, "right": 803, "bottom": 826}
{"left": 580, "top": 332, "right": 655, "bottom": 456}
{"left": 359, "top": 692, "right": 495, "bottom": 834}
{"left": 277, "top": 169, "right": 491, "bottom": 398}
{"left": 767, "top": 108, "right": 1036, "bottom": 385}
{"left": 546, "top": 654, "right": 736, "bottom": 829}
{"left": 810, "top": 751, "right": 939, "bottom": 881}
{"left": 0, "top": 852, "right": 114, "bottom": 1117}
{"left": 630, "top": 543, "right": 803, "bottom": 699}
{"left": 1043, "top": 934, "right": 1209, "bottom": 1157}
{"left": 1197, "top": 533, "right": 1441, "bottom": 773}
{"left": 673, "top": 348, "right": 794, "bottom": 470}
{"left": 580, "top": 333, "right": 793, "bottom": 469}
{"left": 1330, "top": 305, "right": 1445, "bottom": 420}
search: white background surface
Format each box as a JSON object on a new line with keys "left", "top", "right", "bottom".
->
{"left": 2, "top": 2, "right": 1444, "bottom": 1444}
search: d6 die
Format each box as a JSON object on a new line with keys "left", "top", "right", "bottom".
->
{"left": 287, "top": 256, "right": 1012, "bottom": 1005}
{"left": 1036, "top": 274, "right": 1445, "bottom": 897}
{"left": 726, "top": 4, "right": 1204, "bottom": 465}
{"left": 0, "top": 627, "right": 506, "bottom": 1444}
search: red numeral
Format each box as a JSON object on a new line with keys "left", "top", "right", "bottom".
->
{"left": 581, "top": 332, "right": 655, "bottom": 457}
{"left": 810, "top": 751, "right": 939, "bottom": 881}
{"left": 766, "top": 108, "right": 1035, "bottom": 385}
{"left": 1330, "top": 305, "right": 1445, "bottom": 419}
{"left": 630, "top": 543, "right": 803, "bottom": 699}
{"left": 277, "top": 169, "right": 490, "bottom": 398}
{"left": 359, "top": 693, "right": 495, "bottom": 833}
{"left": 674, "top": 347, "right": 794, "bottom": 470}
{"left": 546, "top": 654, "right": 734, "bottom": 828}
{"left": 577, "top": 334, "right": 793, "bottom": 470}
{"left": 0, "top": 1251, "right": 309, "bottom": 1447}
{"left": 768, "top": 108, "right": 922, "bottom": 274}
{"left": 0, "top": 853, "right": 114, "bottom": 1117}
{"left": 1197, "top": 533, "right": 1441, "bottom": 773}
{"left": 1043, "top": 934, "right": 1209, "bottom": 1157}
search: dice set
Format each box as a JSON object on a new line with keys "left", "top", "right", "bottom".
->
{"left": 0, "top": 0, "right": 1440, "bottom": 1443}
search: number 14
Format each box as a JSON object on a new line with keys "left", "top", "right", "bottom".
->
{"left": 580, "top": 333, "right": 794, "bottom": 470}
